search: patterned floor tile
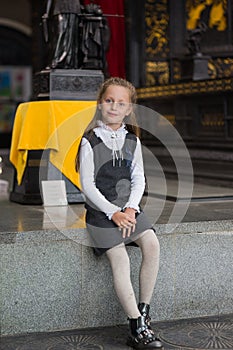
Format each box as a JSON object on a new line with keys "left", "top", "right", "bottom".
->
{"left": 1, "top": 314, "right": 233, "bottom": 350}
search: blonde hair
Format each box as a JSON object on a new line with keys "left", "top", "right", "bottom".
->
{"left": 97, "top": 77, "right": 137, "bottom": 104}
{"left": 75, "top": 77, "right": 140, "bottom": 171}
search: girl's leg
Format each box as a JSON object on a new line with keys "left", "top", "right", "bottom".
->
{"left": 107, "top": 236, "right": 163, "bottom": 348}
{"left": 134, "top": 229, "right": 160, "bottom": 304}
{"left": 106, "top": 243, "right": 141, "bottom": 319}
{"left": 132, "top": 229, "right": 163, "bottom": 348}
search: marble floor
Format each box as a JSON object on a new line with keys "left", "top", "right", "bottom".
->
{"left": 1, "top": 314, "right": 233, "bottom": 349}
{"left": 1, "top": 191, "right": 233, "bottom": 234}
{"left": 1, "top": 174, "right": 233, "bottom": 234}
{"left": 0, "top": 147, "right": 233, "bottom": 233}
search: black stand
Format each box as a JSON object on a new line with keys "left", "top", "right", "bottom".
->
{"left": 10, "top": 150, "right": 47, "bottom": 205}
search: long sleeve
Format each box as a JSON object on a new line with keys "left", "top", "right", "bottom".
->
{"left": 79, "top": 137, "right": 122, "bottom": 219}
{"left": 123, "top": 137, "right": 145, "bottom": 212}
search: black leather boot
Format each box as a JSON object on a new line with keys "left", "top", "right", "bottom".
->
{"left": 127, "top": 315, "right": 163, "bottom": 349}
{"left": 138, "top": 303, "right": 163, "bottom": 348}
{"left": 138, "top": 303, "right": 152, "bottom": 328}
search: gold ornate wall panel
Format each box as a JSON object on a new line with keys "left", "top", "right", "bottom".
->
{"left": 139, "top": 0, "right": 233, "bottom": 146}
{"left": 172, "top": 57, "right": 233, "bottom": 83}
{"left": 186, "top": 0, "right": 227, "bottom": 31}
{"left": 145, "top": 0, "right": 169, "bottom": 86}
{"left": 145, "top": 0, "right": 169, "bottom": 58}
{"left": 208, "top": 58, "right": 233, "bottom": 79}
{"left": 184, "top": 0, "right": 233, "bottom": 58}
{"left": 146, "top": 61, "right": 169, "bottom": 86}
{"left": 144, "top": 0, "right": 233, "bottom": 86}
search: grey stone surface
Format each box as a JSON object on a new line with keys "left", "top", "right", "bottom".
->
{"left": 1, "top": 225, "right": 233, "bottom": 336}
{"left": 80, "top": 247, "right": 122, "bottom": 328}
{"left": 151, "top": 233, "right": 176, "bottom": 321}
{"left": 174, "top": 233, "right": 226, "bottom": 318}
{"left": 1, "top": 239, "right": 82, "bottom": 335}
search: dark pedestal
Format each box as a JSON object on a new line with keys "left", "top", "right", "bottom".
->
{"left": 180, "top": 55, "right": 210, "bottom": 81}
{"left": 33, "top": 68, "right": 104, "bottom": 100}
{"left": 10, "top": 151, "right": 48, "bottom": 205}
{"left": 10, "top": 150, "right": 85, "bottom": 205}
{"left": 11, "top": 68, "right": 103, "bottom": 205}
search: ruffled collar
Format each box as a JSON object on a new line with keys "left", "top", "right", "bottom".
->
{"left": 96, "top": 120, "right": 126, "bottom": 133}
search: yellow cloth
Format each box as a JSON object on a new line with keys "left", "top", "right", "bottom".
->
{"left": 10, "top": 100, "right": 97, "bottom": 188}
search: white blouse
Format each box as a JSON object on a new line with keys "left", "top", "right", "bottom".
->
{"left": 79, "top": 122, "right": 145, "bottom": 219}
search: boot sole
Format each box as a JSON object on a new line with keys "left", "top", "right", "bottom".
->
{"left": 126, "top": 336, "right": 164, "bottom": 349}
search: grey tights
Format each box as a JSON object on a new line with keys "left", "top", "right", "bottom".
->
{"left": 106, "top": 229, "right": 160, "bottom": 318}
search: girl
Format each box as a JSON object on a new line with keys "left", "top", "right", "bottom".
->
{"left": 76, "top": 77, "right": 162, "bottom": 349}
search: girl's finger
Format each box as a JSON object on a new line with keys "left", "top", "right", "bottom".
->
{"left": 127, "top": 226, "right": 132, "bottom": 237}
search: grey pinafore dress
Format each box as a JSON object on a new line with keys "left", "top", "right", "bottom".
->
{"left": 83, "top": 131, "right": 153, "bottom": 256}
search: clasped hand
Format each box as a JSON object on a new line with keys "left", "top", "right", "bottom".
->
{"left": 112, "top": 208, "right": 137, "bottom": 238}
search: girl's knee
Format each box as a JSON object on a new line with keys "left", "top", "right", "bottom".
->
{"left": 149, "top": 230, "right": 160, "bottom": 254}
{"left": 106, "top": 244, "right": 130, "bottom": 267}
{"left": 138, "top": 229, "right": 160, "bottom": 256}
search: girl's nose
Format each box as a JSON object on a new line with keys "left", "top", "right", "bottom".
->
{"left": 110, "top": 102, "right": 118, "bottom": 110}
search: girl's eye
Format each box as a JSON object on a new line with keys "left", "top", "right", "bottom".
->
{"left": 103, "top": 99, "right": 127, "bottom": 108}
{"left": 105, "top": 99, "right": 112, "bottom": 103}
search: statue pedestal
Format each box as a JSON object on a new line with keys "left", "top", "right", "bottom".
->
{"left": 10, "top": 69, "right": 104, "bottom": 205}
{"left": 180, "top": 55, "right": 210, "bottom": 81}
{"left": 33, "top": 68, "right": 104, "bottom": 100}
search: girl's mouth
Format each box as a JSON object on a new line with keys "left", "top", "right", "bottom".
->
{"left": 107, "top": 112, "right": 118, "bottom": 117}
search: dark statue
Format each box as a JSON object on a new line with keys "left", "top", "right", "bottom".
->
{"left": 42, "top": 0, "right": 82, "bottom": 69}
{"left": 42, "top": 0, "right": 110, "bottom": 72}
{"left": 187, "top": 21, "right": 207, "bottom": 56}
{"left": 80, "top": 3, "right": 110, "bottom": 72}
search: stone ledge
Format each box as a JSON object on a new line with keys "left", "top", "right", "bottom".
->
{"left": 1, "top": 218, "right": 233, "bottom": 242}
{"left": 1, "top": 221, "right": 233, "bottom": 336}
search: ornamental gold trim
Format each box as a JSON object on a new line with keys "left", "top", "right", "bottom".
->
{"left": 137, "top": 78, "right": 233, "bottom": 99}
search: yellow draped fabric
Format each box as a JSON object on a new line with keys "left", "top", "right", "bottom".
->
{"left": 10, "top": 100, "right": 97, "bottom": 188}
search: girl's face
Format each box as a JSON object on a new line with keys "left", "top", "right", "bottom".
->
{"left": 98, "top": 85, "right": 132, "bottom": 130}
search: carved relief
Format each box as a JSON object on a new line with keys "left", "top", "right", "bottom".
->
{"left": 172, "top": 56, "right": 233, "bottom": 82}
{"left": 146, "top": 61, "right": 169, "bottom": 86}
{"left": 186, "top": 0, "right": 227, "bottom": 31}
{"left": 145, "top": 0, "right": 169, "bottom": 58}
{"left": 145, "top": 0, "right": 169, "bottom": 86}
{"left": 201, "top": 112, "right": 225, "bottom": 127}
{"left": 208, "top": 58, "right": 233, "bottom": 79}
